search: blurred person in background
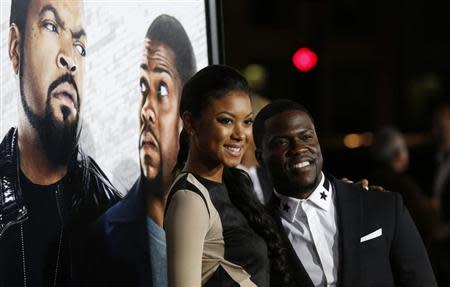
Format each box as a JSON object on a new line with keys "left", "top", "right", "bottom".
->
{"left": 428, "top": 104, "right": 450, "bottom": 286}
{"left": 431, "top": 105, "right": 450, "bottom": 224}
{"left": 369, "top": 126, "right": 441, "bottom": 248}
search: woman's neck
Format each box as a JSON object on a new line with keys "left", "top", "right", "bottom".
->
{"left": 183, "top": 152, "right": 224, "bottom": 183}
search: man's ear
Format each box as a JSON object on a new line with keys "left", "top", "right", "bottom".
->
{"left": 8, "top": 24, "right": 21, "bottom": 75}
{"left": 255, "top": 148, "right": 263, "bottom": 166}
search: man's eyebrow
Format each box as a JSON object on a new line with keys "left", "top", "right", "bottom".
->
{"left": 140, "top": 64, "right": 173, "bottom": 77}
{"left": 269, "top": 128, "right": 310, "bottom": 139}
{"left": 72, "top": 28, "right": 86, "bottom": 39}
{"left": 153, "top": 66, "right": 172, "bottom": 77}
{"left": 39, "top": 4, "right": 65, "bottom": 30}
{"left": 269, "top": 135, "right": 282, "bottom": 142}
{"left": 140, "top": 64, "right": 148, "bottom": 71}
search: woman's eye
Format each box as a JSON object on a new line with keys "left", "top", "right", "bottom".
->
{"left": 244, "top": 118, "right": 254, "bottom": 126}
{"left": 158, "top": 83, "right": 168, "bottom": 97}
{"left": 140, "top": 78, "right": 149, "bottom": 95}
{"left": 75, "top": 44, "right": 86, "bottom": 57}
{"left": 218, "top": 118, "right": 233, "bottom": 125}
{"left": 43, "top": 22, "right": 57, "bottom": 32}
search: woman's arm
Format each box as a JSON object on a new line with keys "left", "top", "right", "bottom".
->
{"left": 165, "top": 190, "right": 210, "bottom": 287}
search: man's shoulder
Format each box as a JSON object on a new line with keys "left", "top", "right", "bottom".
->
{"left": 331, "top": 175, "right": 401, "bottom": 211}
{"left": 95, "top": 179, "right": 142, "bottom": 227}
{"left": 96, "top": 199, "right": 124, "bottom": 226}
{"left": 62, "top": 148, "right": 122, "bottom": 227}
{"left": 0, "top": 127, "right": 17, "bottom": 165}
{"left": 332, "top": 175, "right": 398, "bottom": 197}
{"left": 73, "top": 149, "right": 122, "bottom": 203}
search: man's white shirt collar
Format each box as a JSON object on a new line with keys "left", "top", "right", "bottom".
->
{"left": 273, "top": 172, "right": 339, "bottom": 287}
{"left": 274, "top": 172, "right": 333, "bottom": 222}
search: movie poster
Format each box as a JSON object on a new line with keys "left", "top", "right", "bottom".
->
{"left": 0, "top": 0, "right": 220, "bottom": 194}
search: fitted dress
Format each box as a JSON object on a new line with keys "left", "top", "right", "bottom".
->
{"left": 165, "top": 172, "right": 270, "bottom": 287}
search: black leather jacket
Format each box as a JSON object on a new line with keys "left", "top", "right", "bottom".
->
{"left": 0, "top": 127, "right": 121, "bottom": 287}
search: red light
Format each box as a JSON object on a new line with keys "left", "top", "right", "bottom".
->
{"left": 292, "top": 47, "right": 318, "bottom": 72}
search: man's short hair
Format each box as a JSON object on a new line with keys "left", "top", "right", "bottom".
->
{"left": 253, "top": 99, "right": 313, "bottom": 149}
{"left": 145, "top": 14, "right": 196, "bottom": 85}
{"left": 10, "top": 0, "right": 31, "bottom": 33}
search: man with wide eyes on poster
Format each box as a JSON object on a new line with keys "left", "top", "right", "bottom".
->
{"left": 0, "top": 0, "right": 120, "bottom": 286}
{"left": 90, "top": 15, "right": 197, "bottom": 287}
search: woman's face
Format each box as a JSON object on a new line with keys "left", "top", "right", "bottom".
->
{"left": 192, "top": 90, "right": 253, "bottom": 169}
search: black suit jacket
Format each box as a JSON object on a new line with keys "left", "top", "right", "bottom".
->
{"left": 271, "top": 175, "right": 437, "bottom": 287}
{"left": 86, "top": 178, "right": 153, "bottom": 287}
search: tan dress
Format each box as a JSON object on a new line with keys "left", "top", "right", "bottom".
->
{"left": 165, "top": 173, "right": 270, "bottom": 287}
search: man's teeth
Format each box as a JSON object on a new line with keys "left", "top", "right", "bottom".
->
{"left": 293, "top": 161, "right": 310, "bottom": 169}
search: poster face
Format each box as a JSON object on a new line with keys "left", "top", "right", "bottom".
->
{"left": 1, "top": 0, "right": 218, "bottom": 194}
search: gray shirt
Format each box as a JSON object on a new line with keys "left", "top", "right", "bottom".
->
{"left": 146, "top": 216, "right": 167, "bottom": 287}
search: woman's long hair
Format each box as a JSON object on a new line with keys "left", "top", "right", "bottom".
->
{"left": 175, "top": 65, "right": 291, "bottom": 285}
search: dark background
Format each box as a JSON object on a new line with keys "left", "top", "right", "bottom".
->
{"left": 221, "top": 0, "right": 450, "bottom": 187}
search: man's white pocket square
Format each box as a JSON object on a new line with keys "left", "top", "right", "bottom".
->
{"left": 360, "top": 228, "right": 382, "bottom": 243}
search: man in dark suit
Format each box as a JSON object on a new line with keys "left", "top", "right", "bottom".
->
{"left": 253, "top": 99, "right": 437, "bottom": 287}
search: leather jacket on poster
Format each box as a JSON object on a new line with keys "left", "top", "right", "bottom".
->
{"left": 0, "top": 127, "right": 121, "bottom": 287}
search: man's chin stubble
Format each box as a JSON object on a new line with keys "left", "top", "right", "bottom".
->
{"left": 24, "top": 103, "right": 79, "bottom": 167}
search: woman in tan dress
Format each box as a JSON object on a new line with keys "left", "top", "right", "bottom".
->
{"left": 164, "top": 65, "right": 291, "bottom": 286}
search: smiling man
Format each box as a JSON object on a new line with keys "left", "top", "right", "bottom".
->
{"left": 90, "top": 15, "right": 196, "bottom": 287}
{"left": 0, "top": 0, "right": 120, "bottom": 286}
{"left": 253, "top": 99, "right": 437, "bottom": 287}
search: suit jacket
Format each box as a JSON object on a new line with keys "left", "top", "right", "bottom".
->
{"left": 271, "top": 175, "right": 437, "bottom": 287}
{"left": 86, "top": 178, "right": 153, "bottom": 287}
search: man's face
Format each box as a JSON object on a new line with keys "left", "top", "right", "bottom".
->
{"left": 259, "top": 110, "right": 323, "bottom": 196}
{"left": 139, "top": 40, "right": 182, "bottom": 181}
{"left": 18, "top": 0, "right": 86, "bottom": 165}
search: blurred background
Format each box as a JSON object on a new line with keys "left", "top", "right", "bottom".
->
{"left": 222, "top": 0, "right": 449, "bottom": 181}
